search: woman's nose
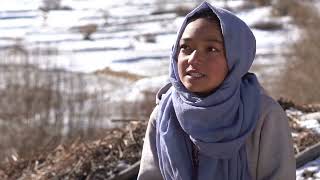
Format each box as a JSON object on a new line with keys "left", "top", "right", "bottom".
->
{"left": 188, "top": 50, "right": 203, "bottom": 65}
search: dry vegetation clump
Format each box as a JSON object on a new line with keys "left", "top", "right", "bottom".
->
{"left": 0, "top": 42, "right": 158, "bottom": 178}
{"left": 95, "top": 67, "right": 145, "bottom": 82}
{"left": 271, "top": 0, "right": 296, "bottom": 16}
{"left": 276, "top": 2, "right": 320, "bottom": 104}
{"left": 1, "top": 99, "right": 319, "bottom": 179}
{"left": 288, "top": 117, "right": 320, "bottom": 154}
{"left": 134, "top": 33, "right": 157, "bottom": 43}
{"left": 151, "top": 0, "right": 196, "bottom": 16}
{"left": 278, "top": 98, "right": 320, "bottom": 154}
{"left": 249, "top": 0, "right": 311, "bottom": 18}
{"left": 113, "top": 89, "right": 157, "bottom": 127}
{"left": 278, "top": 98, "right": 320, "bottom": 113}
{"left": 1, "top": 121, "right": 147, "bottom": 180}
{"left": 251, "top": 19, "right": 283, "bottom": 31}
{"left": 248, "top": 0, "right": 271, "bottom": 6}
{"left": 151, "top": 5, "right": 194, "bottom": 17}
{"left": 0, "top": 44, "right": 108, "bottom": 168}
{"left": 39, "top": 0, "right": 61, "bottom": 11}
{"left": 77, "top": 23, "right": 98, "bottom": 41}
{"left": 174, "top": 5, "right": 194, "bottom": 17}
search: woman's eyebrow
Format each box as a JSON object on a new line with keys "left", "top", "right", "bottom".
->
{"left": 179, "top": 38, "right": 191, "bottom": 42}
{"left": 180, "top": 37, "right": 223, "bottom": 44}
{"left": 205, "top": 39, "right": 223, "bottom": 44}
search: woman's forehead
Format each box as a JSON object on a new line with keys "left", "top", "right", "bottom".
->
{"left": 180, "top": 18, "right": 223, "bottom": 42}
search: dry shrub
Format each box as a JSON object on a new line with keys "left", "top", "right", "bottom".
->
{"left": 271, "top": 0, "right": 295, "bottom": 16}
{"left": 142, "top": 33, "right": 157, "bottom": 43}
{"left": 271, "top": 0, "right": 315, "bottom": 18}
{"left": 95, "top": 67, "right": 144, "bottom": 81}
{"left": 40, "top": 0, "right": 61, "bottom": 11}
{"left": 0, "top": 43, "right": 107, "bottom": 167}
{"left": 229, "top": 1, "right": 257, "bottom": 12}
{"left": 2, "top": 121, "right": 147, "bottom": 179}
{"left": 288, "top": 2, "right": 319, "bottom": 27}
{"left": 154, "top": 0, "right": 167, "bottom": 14}
{"left": 152, "top": 0, "right": 195, "bottom": 16}
{"left": 151, "top": 5, "right": 193, "bottom": 17}
{"left": 276, "top": 2, "right": 320, "bottom": 104}
{"left": 251, "top": 20, "right": 283, "bottom": 30}
{"left": 79, "top": 24, "right": 98, "bottom": 40}
{"left": 116, "top": 90, "right": 157, "bottom": 123}
{"left": 133, "top": 33, "right": 157, "bottom": 43}
{"left": 248, "top": 0, "right": 272, "bottom": 6}
{"left": 174, "top": 5, "right": 193, "bottom": 17}
{"left": 0, "top": 42, "right": 157, "bottom": 169}
{"left": 137, "top": 90, "right": 157, "bottom": 119}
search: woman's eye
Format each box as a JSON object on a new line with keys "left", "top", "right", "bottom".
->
{"left": 207, "top": 47, "right": 218, "bottom": 52}
{"left": 180, "top": 45, "right": 192, "bottom": 54}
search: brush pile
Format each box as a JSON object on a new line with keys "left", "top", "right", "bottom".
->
{"left": 1, "top": 99, "right": 320, "bottom": 180}
{"left": 0, "top": 122, "right": 147, "bottom": 180}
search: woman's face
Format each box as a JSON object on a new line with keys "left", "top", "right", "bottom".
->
{"left": 177, "top": 18, "right": 228, "bottom": 96}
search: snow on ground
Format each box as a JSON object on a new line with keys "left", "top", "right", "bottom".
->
{"left": 0, "top": 0, "right": 295, "bottom": 76}
{"left": 297, "top": 112, "right": 320, "bottom": 134}
{"left": 287, "top": 109, "right": 320, "bottom": 134}
{"left": 297, "top": 156, "right": 320, "bottom": 180}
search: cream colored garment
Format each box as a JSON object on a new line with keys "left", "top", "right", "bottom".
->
{"left": 138, "top": 87, "right": 296, "bottom": 180}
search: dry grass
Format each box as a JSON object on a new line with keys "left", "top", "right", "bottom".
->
{"left": 276, "top": 2, "right": 320, "bottom": 104}
{"left": 1, "top": 120, "right": 147, "bottom": 180}
{"left": 0, "top": 44, "right": 108, "bottom": 168}
{"left": 94, "top": 67, "right": 145, "bottom": 81}
{"left": 248, "top": 0, "right": 320, "bottom": 104}
{"left": 248, "top": 0, "right": 271, "bottom": 6}
{"left": 174, "top": 5, "right": 193, "bottom": 17}
{"left": 251, "top": 20, "right": 283, "bottom": 30}
{"left": 151, "top": 5, "right": 193, "bottom": 17}
{"left": 271, "top": 0, "right": 295, "bottom": 16}
{"left": 3, "top": 98, "right": 320, "bottom": 179}
{"left": 78, "top": 23, "right": 98, "bottom": 40}
{"left": 0, "top": 42, "right": 158, "bottom": 170}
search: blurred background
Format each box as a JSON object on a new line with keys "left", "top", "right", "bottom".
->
{"left": 0, "top": 0, "right": 319, "bottom": 179}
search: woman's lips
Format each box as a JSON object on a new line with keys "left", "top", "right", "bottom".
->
{"left": 186, "top": 70, "right": 205, "bottom": 78}
{"left": 188, "top": 72, "right": 204, "bottom": 78}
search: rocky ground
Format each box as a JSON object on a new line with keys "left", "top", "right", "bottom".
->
{"left": 1, "top": 99, "right": 320, "bottom": 180}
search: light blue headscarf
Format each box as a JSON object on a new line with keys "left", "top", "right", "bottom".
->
{"left": 156, "top": 2, "right": 261, "bottom": 180}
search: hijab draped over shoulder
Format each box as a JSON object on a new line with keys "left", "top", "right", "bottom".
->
{"left": 156, "top": 1, "right": 261, "bottom": 180}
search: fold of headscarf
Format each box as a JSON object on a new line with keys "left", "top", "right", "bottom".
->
{"left": 156, "top": 2, "right": 261, "bottom": 180}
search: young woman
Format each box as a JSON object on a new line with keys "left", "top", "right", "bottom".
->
{"left": 138, "top": 2, "right": 295, "bottom": 180}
